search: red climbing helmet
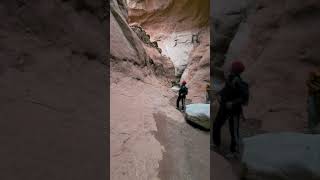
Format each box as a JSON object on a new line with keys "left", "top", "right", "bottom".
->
{"left": 231, "top": 60, "right": 245, "bottom": 74}
{"left": 182, "top": 80, "right": 187, "bottom": 85}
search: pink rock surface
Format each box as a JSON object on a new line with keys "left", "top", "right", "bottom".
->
{"left": 110, "top": 1, "right": 210, "bottom": 179}
{"left": 127, "top": 0, "right": 210, "bottom": 103}
{"left": 239, "top": 0, "right": 320, "bottom": 132}
{"left": 216, "top": 0, "right": 320, "bottom": 132}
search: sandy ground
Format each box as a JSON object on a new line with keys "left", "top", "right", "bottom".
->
{"left": 110, "top": 74, "right": 210, "bottom": 180}
{"left": 211, "top": 151, "right": 239, "bottom": 180}
{"left": 154, "top": 112, "right": 209, "bottom": 180}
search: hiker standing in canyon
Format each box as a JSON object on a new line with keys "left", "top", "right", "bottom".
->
{"left": 212, "top": 61, "right": 249, "bottom": 158}
{"left": 177, "top": 81, "right": 188, "bottom": 111}
{"left": 206, "top": 84, "right": 211, "bottom": 103}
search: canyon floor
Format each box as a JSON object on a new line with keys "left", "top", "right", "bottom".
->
{"left": 110, "top": 73, "right": 210, "bottom": 180}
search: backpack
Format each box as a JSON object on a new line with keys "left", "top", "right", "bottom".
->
{"left": 219, "top": 74, "right": 249, "bottom": 106}
{"left": 238, "top": 79, "right": 249, "bottom": 106}
{"left": 179, "top": 86, "right": 188, "bottom": 96}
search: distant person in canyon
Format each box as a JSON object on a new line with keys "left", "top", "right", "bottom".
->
{"left": 176, "top": 81, "right": 188, "bottom": 111}
{"left": 212, "top": 61, "right": 249, "bottom": 158}
{"left": 206, "top": 84, "right": 211, "bottom": 103}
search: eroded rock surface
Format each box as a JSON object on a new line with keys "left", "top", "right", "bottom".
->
{"left": 127, "top": 0, "right": 210, "bottom": 103}
{"left": 212, "top": 1, "right": 320, "bottom": 180}
{"left": 110, "top": 0, "right": 210, "bottom": 179}
{"left": 212, "top": 0, "right": 320, "bottom": 133}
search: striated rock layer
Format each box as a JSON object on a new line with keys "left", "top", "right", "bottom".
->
{"left": 127, "top": 0, "right": 209, "bottom": 34}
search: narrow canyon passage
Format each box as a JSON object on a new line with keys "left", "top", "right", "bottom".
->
{"left": 110, "top": 76, "right": 209, "bottom": 179}
{"left": 110, "top": 0, "right": 210, "bottom": 179}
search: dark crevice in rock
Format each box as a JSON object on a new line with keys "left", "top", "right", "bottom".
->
{"left": 130, "top": 25, "right": 162, "bottom": 54}
{"left": 116, "top": 0, "right": 128, "bottom": 20}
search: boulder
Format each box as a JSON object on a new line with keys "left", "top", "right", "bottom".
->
{"left": 185, "top": 104, "right": 210, "bottom": 130}
{"left": 171, "top": 86, "right": 180, "bottom": 93}
{"left": 314, "top": 124, "right": 320, "bottom": 134}
{"left": 242, "top": 133, "right": 320, "bottom": 180}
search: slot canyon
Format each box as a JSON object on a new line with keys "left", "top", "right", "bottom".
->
{"left": 110, "top": 0, "right": 210, "bottom": 179}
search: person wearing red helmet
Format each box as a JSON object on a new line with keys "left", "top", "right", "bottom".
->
{"left": 212, "top": 60, "right": 249, "bottom": 159}
{"left": 176, "top": 80, "right": 188, "bottom": 111}
{"left": 230, "top": 60, "right": 245, "bottom": 75}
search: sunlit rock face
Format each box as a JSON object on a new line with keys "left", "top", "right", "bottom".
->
{"left": 126, "top": 0, "right": 210, "bottom": 103}
{"left": 126, "top": 0, "right": 209, "bottom": 34}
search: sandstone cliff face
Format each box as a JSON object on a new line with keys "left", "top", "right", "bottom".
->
{"left": 213, "top": 0, "right": 320, "bottom": 132}
{"left": 127, "top": 0, "right": 209, "bottom": 34}
{"left": 111, "top": 0, "right": 174, "bottom": 85}
{"left": 180, "top": 28, "right": 210, "bottom": 103}
{"left": 127, "top": 0, "right": 210, "bottom": 103}
{"left": 110, "top": 1, "right": 210, "bottom": 179}
{"left": 111, "top": 0, "right": 147, "bottom": 66}
{"left": 0, "top": 0, "right": 106, "bottom": 179}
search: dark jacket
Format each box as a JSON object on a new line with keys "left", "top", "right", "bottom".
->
{"left": 179, "top": 85, "right": 188, "bottom": 97}
{"left": 218, "top": 73, "right": 247, "bottom": 112}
